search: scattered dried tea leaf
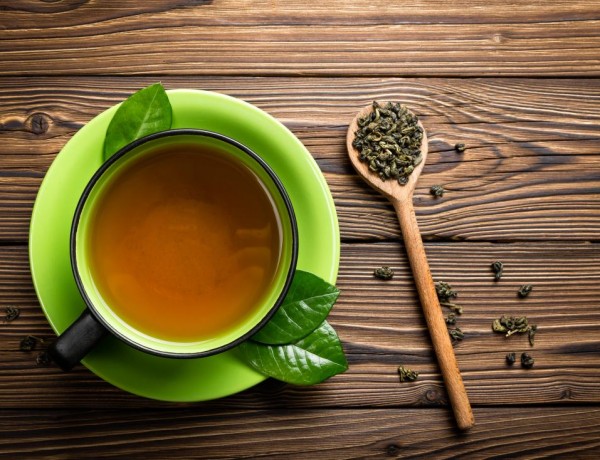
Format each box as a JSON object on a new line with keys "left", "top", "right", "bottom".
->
{"left": 455, "top": 143, "right": 466, "bottom": 153}
{"left": 518, "top": 284, "right": 533, "bottom": 298}
{"left": 397, "top": 366, "right": 419, "bottom": 382}
{"left": 528, "top": 325, "right": 537, "bottom": 346}
{"left": 20, "top": 335, "right": 39, "bottom": 352}
{"left": 491, "top": 261, "right": 503, "bottom": 281}
{"left": 436, "top": 281, "right": 463, "bottom": 314}
{"left": 440, "top": 302, "right": 463, "bottom": 315}
{"left": 521, "top": 352, "right": 535, "bottom": 369}
{"left": 430, "top": 185, "right": 445, "bottom": 197}
{"left": 445, "top": 313, "right": 457, "bottom": 325}
{"left": 36, "top": 352, "right": 52, "bottom": 366}
{"left": 492, "top": 315, "right": 537, "bottom": 346}
{"left": 449, "top": 327, "right": 464, "bottom": 342}
{"left": 506, "top": 352, "right": 516, "bottom": 365}
{"left": 374, "top": 266, "right": 394, "bottom": 280}
{"left": 4, "top": 306, "right": 20, "bottom": 322}
{"left": 435, "top": 281, "right": 457, "bottom": 301}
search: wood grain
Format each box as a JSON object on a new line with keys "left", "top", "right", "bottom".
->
{"left": 4, "top": 0, "right": 600, "bottom": 28}
{"left": 0, "top": 407, "right": 598, "bottom": 459}
{"left": 1, "top": 1, "right": 599, "bottom": 77}
{"left": 1, "top": 0, "right": 599, "bottom": 455}
{"left": 0, "top": 77, "right": 599, "bottom": 243}
{"left": 2, "top": 242, "right": 599, "bottom": 409}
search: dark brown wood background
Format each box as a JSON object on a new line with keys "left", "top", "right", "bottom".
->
{"left": 1, "top": 1, "right": 600, "bottom": 458}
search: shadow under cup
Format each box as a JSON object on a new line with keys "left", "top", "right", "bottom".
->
{"left": 49, "top": 130, "right": 298, "bottom": 371}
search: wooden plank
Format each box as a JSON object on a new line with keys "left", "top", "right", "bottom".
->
{"left": 5, "top": 0, "right": 600, "bottom": 28}
{"left": 1, "top": 77, "right": 599, "bottom": 242}
{"left": 1, "top": 1, "right": 600, "bottom": 76}
{"left": 0, "top": 407, "right": 598, "bottom": 458}
{"left": 2, "top": 242, "right": 599, "bottom": 409}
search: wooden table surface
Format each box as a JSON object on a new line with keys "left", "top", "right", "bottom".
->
{"left": 1, "top": 1, "right": 600, "bottom": 458}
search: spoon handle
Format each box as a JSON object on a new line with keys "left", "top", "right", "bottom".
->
{"left": 393, "top": 198, "right": 475, "bottom": 431}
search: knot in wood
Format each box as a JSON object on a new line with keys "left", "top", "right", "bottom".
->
{"left": 561, "top": 388, "right": 573, "bottom": 400}
{"left": 425, "top": 388, "right": 441, "bottom": 403}
{"left": 29, "top": 113, "right": 50, "bottom": 135}
{"left": 385, "top": 443, "right": 401, "bottom": 457}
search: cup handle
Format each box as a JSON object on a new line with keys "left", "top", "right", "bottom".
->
{"left": 48, "top": 310, "right": 108, "bottom": 371}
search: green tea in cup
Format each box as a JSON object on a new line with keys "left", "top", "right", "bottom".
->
{"left": 88, "top": 141, "right": 283, "bottom": 342}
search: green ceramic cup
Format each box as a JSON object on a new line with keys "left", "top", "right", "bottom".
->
{"left": 49, "top": 129, "right": 298, "bottom": 370}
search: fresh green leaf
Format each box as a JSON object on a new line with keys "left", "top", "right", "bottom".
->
{"left": 103, "top": 83, "right": 172, "bottom": 160}
{"left": 252, "top": 270, "right": 340, "bottom": 345}
{"left": 239, "top": 321, "right": 348, "bottom": 385}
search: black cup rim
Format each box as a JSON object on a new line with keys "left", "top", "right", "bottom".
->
{"left": 70, "top": 129, "right": 299, "bottom": 359}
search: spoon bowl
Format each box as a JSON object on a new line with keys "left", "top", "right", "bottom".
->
{"left": 346, "top": 104, "right": 428, "bottom": 203}
{"left": 347, "top": 103, "right": 474, "bottom": 431}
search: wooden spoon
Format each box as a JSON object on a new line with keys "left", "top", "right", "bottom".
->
{"left": 347, "top": 103, "right": 474, "bottom": 431}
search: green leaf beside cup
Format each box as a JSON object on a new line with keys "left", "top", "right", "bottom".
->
{"left": 240, "top": 270, "right": 347, "bottom": 385}
{"left": 103, "top": 82, "right": 173, "bottom": 160}
{"left": 251, "top": 270, "right": 340, "bottom": 344}
{"left": 239, "top": 321, "right": 347, "bottom": 386}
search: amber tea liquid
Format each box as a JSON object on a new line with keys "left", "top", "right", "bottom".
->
{"left": 88, "top": 142, "right": 282, "bottom": 342}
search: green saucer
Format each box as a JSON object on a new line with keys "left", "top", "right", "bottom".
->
{"left": 29, "top": 90, "right": 340, "bottom": 402}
